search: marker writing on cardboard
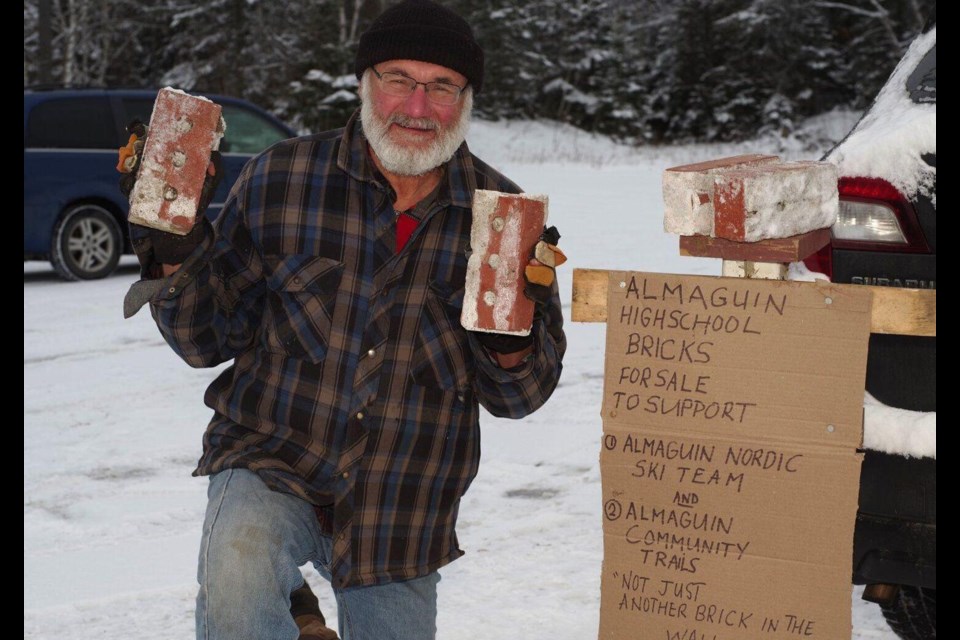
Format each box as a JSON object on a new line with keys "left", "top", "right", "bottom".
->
{"left": 618, "top": 303, "right": 762, "bottom": 337}
{"left": 615, "top": 435, "right": 805, "bottom": 489}
{"left": 624, "top": 333, "right": 714, "bottom": 363}
{"left": 610, "top": 501, "right": 734, "bottom": 534}
{"left": 602, "top": 273, "right": 858, "bottom": 640}
{"left": 618, "top": 365, "right": 711, "bottom": 394}
{"left": 623, "top": 526, "right": 750, "bottom": 562}
{"left": 621, "top": 275, "right": 787, "bottom": 317}
{"left": 664, "top": 628, "right": 717, "bottom": 640}
{"left": 610, "top": 391, "right": 756, "bottom": 424}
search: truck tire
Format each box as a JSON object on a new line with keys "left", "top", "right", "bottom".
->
{"left": 882, "top": 586, "right": 936, "bottom": 640}
{"left": 50, "top": 204, "right": 123, "bottom": 280}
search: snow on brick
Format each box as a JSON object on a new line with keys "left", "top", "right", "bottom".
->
{"left": 662, "top": 154, "right": 779, "bottom": 236}
{"left": 128, "top": 87, "right": 224, "bottom": 235}
{"left": 462, "top": 190, "right": 548, "bottom": 335}
{"left": 713, "top": 161, "right": 839, "bottom": 242}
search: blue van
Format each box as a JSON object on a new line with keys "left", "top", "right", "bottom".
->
{"left": 24, "top": 88, "right": 297, "bottom": 280}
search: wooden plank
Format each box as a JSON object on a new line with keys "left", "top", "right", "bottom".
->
{"left": 571, "top": 267, "right": 936, "bottom": 336}
{"left": 871, "top": 285, "right": 937, "bottom": 337}
{"left": 570, "top": 268, "right": 609, "bottom": 323}
{"left": 721, "top": 259, "right": 788, "bottom": 280}
{"left": 680, "top": 228, "right": 830, "bottom": 262}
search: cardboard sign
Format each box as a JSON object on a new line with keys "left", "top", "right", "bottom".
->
{"left": 600, "top": 272, "right": 872, "bottom": 640}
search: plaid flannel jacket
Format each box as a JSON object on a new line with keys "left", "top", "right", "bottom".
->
{"left": 124, "top": 112, "right": 566, "bottom": 587}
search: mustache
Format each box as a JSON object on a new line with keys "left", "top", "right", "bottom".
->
{"left": 389, "top": 113, "right": 439, "bottom": 131}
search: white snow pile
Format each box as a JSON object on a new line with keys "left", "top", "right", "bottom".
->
{"left": 827, "top": 27, "right": 936, "bottom": 203}
{"left": 863, "top": 392, "right": 936, "bottom": 459}
{"left": 787, "top": 260, "right": 830, "bottom": 282}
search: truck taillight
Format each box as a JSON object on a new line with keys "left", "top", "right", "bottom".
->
{"left": 803, "top": 176, "right": 926, "bottom": 279}
{"left": 834, "top": 200, "right": 908, "bottom": 243}
{"left": 832, "top": 176, "right": 924, "bottom": 246}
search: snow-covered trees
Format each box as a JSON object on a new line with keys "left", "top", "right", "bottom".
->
{"left": 24, "top": 0, "right": 933, "bottom": 142}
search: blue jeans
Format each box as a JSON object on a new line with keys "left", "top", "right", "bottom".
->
{"left": 195, "top": 468, "right": 440, "bottom": 640}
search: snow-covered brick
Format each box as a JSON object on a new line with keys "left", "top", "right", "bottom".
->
{"left": 462, "top": 190, "right": 548, "bottom": 335}
{"left": 128, "top": 87, "right": 224, "bottom": 235}
{"left": 713, "top": 161, "right": 839, "bottom": 242}
{"left": 662, "top": 154, "right": 778, "bottom": 236}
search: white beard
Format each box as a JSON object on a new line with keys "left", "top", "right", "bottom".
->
{"left": 359, "top": 74, "right": 472, "bottom": 177}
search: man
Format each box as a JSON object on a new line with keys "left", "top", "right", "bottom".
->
{"left": 123, "top": 1, "right": 565, "bottom": 638}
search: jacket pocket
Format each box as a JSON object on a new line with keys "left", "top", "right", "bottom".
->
{"left": 410, "top": 281, "right": 474, "bottom": 391}
{"left": 264, "top": 254, "right": 343, "bottom": 363}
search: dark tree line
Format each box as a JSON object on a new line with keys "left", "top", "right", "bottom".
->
{"left": 24, "top": 0, "right": 934, "bottom": 143}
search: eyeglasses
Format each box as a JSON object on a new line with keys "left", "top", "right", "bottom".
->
{"left": 371, "top": 67, "right": 466, "bottom": 105}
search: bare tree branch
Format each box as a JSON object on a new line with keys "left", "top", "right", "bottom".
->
{"left": 812, "top": 1, "right": 885, "bottom": 19}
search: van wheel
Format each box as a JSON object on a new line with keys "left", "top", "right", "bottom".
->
{"left": 50, "top": 204, "right": 123, "bottom": 280}
{"left": 881, "top": 586, "right": 936, "bottom": 640}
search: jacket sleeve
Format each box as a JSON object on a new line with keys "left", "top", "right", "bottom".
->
{"left": 467, "top": 280, "right": 566, "bottom": 418}
{"left": 122, "top": 168, "right": 266, "bottom": 368}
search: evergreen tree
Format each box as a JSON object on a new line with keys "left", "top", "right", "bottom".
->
{"left": 23, "top": 0, "right": 936, "bottom": 144}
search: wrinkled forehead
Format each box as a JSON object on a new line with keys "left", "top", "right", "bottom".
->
{"left": 375, "top": 59, "right": 468, "bottom": 86}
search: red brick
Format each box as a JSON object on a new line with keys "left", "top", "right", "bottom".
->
{"left": 713, "top": 169, "right": 750, "bottom": 241}
{"left": 662, "top": 154, "right": 779, "bottom": 236}
{"left": 462, "top": 191, "right": 547, "bottom": 335}
{"left": 665, "top": 154, "right": 779, "bottom": 174}
{"left": 711, "top": 162, "right": 838, "bottom": 242}
{"left": 127, "top": 88, "right": 224, "bottom": 234}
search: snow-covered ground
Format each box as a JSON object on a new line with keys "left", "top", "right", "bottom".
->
{"left": 25, "top": 115, "right": 899, "bottom": 639}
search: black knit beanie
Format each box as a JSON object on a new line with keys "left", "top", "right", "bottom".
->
{"left": 355, "top": 0, "right": 484, "bottom": 93}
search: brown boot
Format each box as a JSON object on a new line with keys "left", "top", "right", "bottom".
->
{"left": 290, "top": 582, "right": 339, "bottom": 640}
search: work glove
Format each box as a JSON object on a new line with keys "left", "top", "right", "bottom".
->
{"left": 473, "top": 226, "right": 567, "bottom": 354}
{"left": 118, "top": 119, "right": 223, "bottom": 265}
{"left": 290, "top": 583, "right": 339, "bottom": 640}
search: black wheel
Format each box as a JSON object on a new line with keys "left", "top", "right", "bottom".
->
{"left": 881, "top": 586, "right": 936, "bottom": 640}
{"left": 50, "top": 204, "right": 123, "bottom": 280}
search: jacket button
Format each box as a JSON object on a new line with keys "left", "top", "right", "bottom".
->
{"left": 367, "top": 348, "right": 376, "bottom": 358}
{"left": 356, "top": 411, "right": 364, "bottom": 420}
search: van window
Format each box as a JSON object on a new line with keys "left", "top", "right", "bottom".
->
{"left": 121, "top": 97, "right": 289, "bottom": 155}
{"left": 26, "top": 97, "right": 117, "bottom": 149}
{"left": 220, "top": 104, "right": 290, "bottom": 154}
